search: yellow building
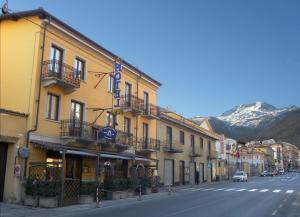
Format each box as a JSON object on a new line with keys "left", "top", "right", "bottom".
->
{"left": 0, "top": 8, "right": 161, "bottom": 203}
{"left": 156, "top": 111, "right": 219, "bottom": 186}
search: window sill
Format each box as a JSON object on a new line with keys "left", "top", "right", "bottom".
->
{"left": 45, "top": 118, "right": 60, "bottom": 124}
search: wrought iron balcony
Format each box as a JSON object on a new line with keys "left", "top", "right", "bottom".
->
{"left": 42, "top": 60, "right": 80, "bottom": 92}
{"left": 136, "top": 138, "right": 160, "bottom": 152}
{"left": 162, "top": 140, "right": 184, "bottom": 153}
{"left": 190, "top": 146, "right": 202, "bottom": 157}
{"left": 207, "top": 150, "right": 219, "bottom": 160}
{"left": 60, "top": 119, "right": 98, "bottom": 143}
{"left": 141, "top": 103, "right": 159, "bottom": 119}
{"left": 99, "top": 130, "right": 136, "bottom": 149}
{"left": 121, "top": 95, "right": 144, "bottom": 114}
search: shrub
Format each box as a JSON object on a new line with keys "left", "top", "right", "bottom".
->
{"left": 80, "top": 181, "right": 98, "bottom": 195}
{"left": 39, "top": 181, "right": 61, "bottom": 197}
{"left": 127, "top": 177, "right": 138, "bottom": 190}
{"left": 24, "top": 178, "right": 39, "bottom": 196}
{"left": 104, "top": 178, "right": 130, "bottom": 191}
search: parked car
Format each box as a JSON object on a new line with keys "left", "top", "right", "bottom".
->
{"left": 278, "top": 168, "right": 285, "bottom": 175}
{"left": 260, "top": 170, "right": 270, "bottom": 177}
{"left": 233, "top": 171, "right": 248, "bottom": 182}
{"left": 270, "top": 170, "right": 278, "bottom": 176}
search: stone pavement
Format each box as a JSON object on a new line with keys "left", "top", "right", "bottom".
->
{"left": 0, "top": 181, "right": 229, "bottom": 217}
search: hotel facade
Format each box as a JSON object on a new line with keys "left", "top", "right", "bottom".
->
{"left": 0, "top": 8, "right": 221, "bottom": 205}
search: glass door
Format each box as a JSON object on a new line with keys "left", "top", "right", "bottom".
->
{"left": 143, "top": 123, "right": 149, "bottom": 149}
{"left": 50, "top": 45, "right": 63, "bottom": 77}
{"left": 143, "top": 91, "right": 149, "bottom": 113}
{"left": 124, "top": 82, "right": 132, "bottom": 106}
{"left": 70, "top": 101, "right": 83, "bottom": 137}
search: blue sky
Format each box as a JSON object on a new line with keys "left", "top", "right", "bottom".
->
{"left": 6, "top": 0, "right": 300, "bottom": 117}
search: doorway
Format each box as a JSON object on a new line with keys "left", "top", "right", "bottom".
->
{"left": 66, "top": 157, "right": 82, "bottom": 179}
{"left": 189, "top": 162, "right": 195, "bottom": 185}
{"left": 199, "top": 163, "right": 204, "bottom": 183}
{"left": 164, "top": 159, "right": 174, "bottom": 186}
{"left": 179, "top": 161, "right": 185, "bottom": 185}
{"left": 0, "top": 143, "right": 8, "bottom": 201}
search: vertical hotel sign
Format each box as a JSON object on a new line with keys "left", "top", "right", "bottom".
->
{"left": 114, "top": 62, "right": 122, "bottom": 108}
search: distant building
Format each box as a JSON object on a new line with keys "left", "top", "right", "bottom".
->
{"left": 281, "top": 142, "right": 299, "bottom": 171}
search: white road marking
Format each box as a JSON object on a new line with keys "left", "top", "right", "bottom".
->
{"left": 224, "top": 188, "right": 235, "bottom": 191}
{"left": 236, "top": 189, "right": 246, "bottom": 191}
{"left": 259, "top": 189, "right": 269, "bottom": 192}
{"left": 272, "top": 210, "right": 277, "bottom": 216}
{"left": 201, "top": 188, "right": 214, "bottom": 191}
{"left": 213, "top": 188, "right": 225, "bottom": 191}
{"left": 273, "top": 189, "right": 281, "bottom": 193}
{"left": 181, "top": 188, "right": 203, "bottom": 191}
{"left": 286, "top": 190, "right": 294, "bottom": 194}
{"left": 279, "top": 204, "right": 283, "bottom": 208}
{"left": 248, "top": 189, "right": 258, "bottom": 192}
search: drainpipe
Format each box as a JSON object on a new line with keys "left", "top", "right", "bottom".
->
{"left": 24, "top": 19, "right": 49, "bottom": 178}
{"left": 135, "top": 73, "right": 141, "bottom": 148}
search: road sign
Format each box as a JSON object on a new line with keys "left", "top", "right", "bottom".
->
{"left": 207, "top": 162, "right": 212, "bottom": 168}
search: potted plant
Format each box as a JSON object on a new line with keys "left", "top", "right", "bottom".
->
{"left": 105, "top": 178, "right": 128, "bottom": 200}
{"left": 23, "top": 178, "right": 38, "bottom": 207}
{"left": 38, "top": 181, "right": 60, "bottom": 208}
{"left": 126, "top": 177, "right": 138, "bottom": 197}
{"left": 79, "top": 181, "right": 97, "bottom": 204}
{"left": 151, "top": 176, "right": 161, "bottom": 193}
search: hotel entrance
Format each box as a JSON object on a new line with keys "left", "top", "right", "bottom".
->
{"left": 0, "top": 142, "right": 8, "bottom": 201}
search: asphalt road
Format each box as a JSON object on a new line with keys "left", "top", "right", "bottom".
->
{"left": 63, "top": 172, "right": 300, "bottom": 217}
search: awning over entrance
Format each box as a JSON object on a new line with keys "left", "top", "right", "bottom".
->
{"left": 65, "top": 150, "right": 152, "bottom": 162}
{"left": 31, "top": 140, "right": 153, "bottom": 162}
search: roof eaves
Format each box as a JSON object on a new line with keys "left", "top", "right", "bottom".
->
{"left": 0, "top": 8, "right": 162, "bottom": 87}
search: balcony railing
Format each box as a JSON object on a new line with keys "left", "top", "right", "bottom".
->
{"left": 122, "top": 95, "right": 143, "bottom": 114}
{"left": 142, "top": 103, "right": 159, "bottom": 119}
{"left": 61, "top": 119, "right": 98, "bottom": 142}
{"left": 42, "top": 60, "right": 80, "bottom": 91}
{"left": 190, "top": 146, "right": 202, "bottom": 157}
{"left": 99, "top": 130, "right": 136, "bottom": 148}
{"left": 121, "top": 95, "right": 159, "bottom": 118}
{"left": 136, "top": 138, "right": 160, "bottom": 152}
{"left": 162, "top": 140, "right": 184, "bottom": 153}
{"left": 207, "top": 150, "right": 218, "bottom": 159}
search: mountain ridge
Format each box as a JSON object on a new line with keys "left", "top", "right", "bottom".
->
{"left": 192, "top": 102, "right": 300, "bottom": 148}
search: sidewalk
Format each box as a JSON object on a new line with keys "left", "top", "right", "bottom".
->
{"left": 0, "top": 180, "right": 230, "bottom": 217}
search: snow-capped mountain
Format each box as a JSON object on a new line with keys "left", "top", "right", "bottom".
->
{"left": 192, "top": 102, "right": 300, "bottom": 148}
{"left": 217, "top": 101, "right": 298, "bottom": 128}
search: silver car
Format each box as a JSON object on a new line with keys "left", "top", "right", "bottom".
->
{"left": 233, "top": 171, "right": 248, "bottom": 182}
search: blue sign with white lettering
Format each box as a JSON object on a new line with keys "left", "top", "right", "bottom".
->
{"left": 99, "top": 127, "right": 117, "bottom": 140}
{"left": 114, "top": 63, "right": 122, "bottom": 108}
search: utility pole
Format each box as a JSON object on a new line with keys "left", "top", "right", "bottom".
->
{"left": 227, "top": 152, "right": 230, "bottom": 180}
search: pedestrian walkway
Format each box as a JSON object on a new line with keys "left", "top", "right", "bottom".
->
{"left": 0, "top": 181, "right": 229, "bottom": 217}
{"left": 180, "top": 187, "right": 300, "bottom": 195}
